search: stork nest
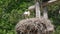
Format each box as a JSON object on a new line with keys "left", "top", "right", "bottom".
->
{"left": 15, "top": 18, "right": 54, "bottom": 34}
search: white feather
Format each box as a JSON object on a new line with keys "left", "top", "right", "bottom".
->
{"left": 23, "top": 11, "right": 30, "bottom": 16}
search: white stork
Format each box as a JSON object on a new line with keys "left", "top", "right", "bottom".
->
{"left": 23, "top": 10, "right": 30, "bottom": 18}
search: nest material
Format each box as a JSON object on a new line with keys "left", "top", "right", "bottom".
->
{"left": 15, "top": 18, "right": 54, "bottom": 34}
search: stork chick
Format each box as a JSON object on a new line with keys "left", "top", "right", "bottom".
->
{"left": 23, "top": 10, "right": 30, "bottom": 19}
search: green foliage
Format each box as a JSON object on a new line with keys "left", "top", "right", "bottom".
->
{"left": 0, "top": 0, "right": 60, "bottom": 34}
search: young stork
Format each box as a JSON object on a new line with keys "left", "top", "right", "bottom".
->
{"left": 23, "top": 10, "right": 30, "bottom": 19}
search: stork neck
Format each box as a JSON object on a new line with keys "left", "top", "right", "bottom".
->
{"left": 43, "top": 7, "right": 48, "bottom": 19}
{"left": 35, "top": 2, "right": 41, "bottom": 18}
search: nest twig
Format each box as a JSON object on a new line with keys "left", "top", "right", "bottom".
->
{"left": 15, "top": 18, "right": 54, "bottom": 34}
